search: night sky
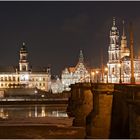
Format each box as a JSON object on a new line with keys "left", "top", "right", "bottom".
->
{"left": 0, "top": 1, "right": 140, "bottom": 75}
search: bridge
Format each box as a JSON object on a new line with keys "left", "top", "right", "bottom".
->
{"left": 67, "top": 83, "right": 140, "bottom": 139}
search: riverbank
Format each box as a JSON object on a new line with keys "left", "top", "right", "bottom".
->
{"left": 0, "top": 98, "right": 68, "bottom": 105}
{"left": 0, "top": 117, "right": 85, "bottom": 139}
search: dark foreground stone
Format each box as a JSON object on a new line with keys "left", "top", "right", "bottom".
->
{"left": 0, "top": 125, "right": 85, "bottom": 139}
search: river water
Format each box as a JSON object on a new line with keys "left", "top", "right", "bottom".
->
{"left": 0, "top": 105, "right": 68, "bottom": 119}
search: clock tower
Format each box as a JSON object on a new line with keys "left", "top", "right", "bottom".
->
{"left": 19, "top": 42, "right": 29, "bottom": 72}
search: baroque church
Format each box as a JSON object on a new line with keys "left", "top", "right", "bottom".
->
{"left": 0, "top": 42, "right": 51, "bottom": 92}
{"left": 61, "top": 50, "right": 90, "bottom": 91}
{"left": 107, "top": 18, "right": 140, "bottom": 83}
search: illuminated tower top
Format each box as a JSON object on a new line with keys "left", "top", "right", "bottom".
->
{"left": 19, "top": 42, "right": 29, "bottom": 72}
{"left": 120, "top": 20, "right": 130, "bottom": 58}
{"left": 108, "top": 17, "right": 120, "bottom": 63}
{"left": 109, "top": 17, "right": 119, "bottom": 51}
{"left": 79, "top": 50, "right": 84, "bottom": 63}
{"left": 121, "top": 20, "right": 127, "bottom": 49}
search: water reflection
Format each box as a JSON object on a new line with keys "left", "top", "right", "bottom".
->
{"left": 0, "top": 105, "right": 68, "bottom": 119}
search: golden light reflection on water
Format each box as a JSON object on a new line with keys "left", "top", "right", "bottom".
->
{"left": 41, "top": 106, "right": 46, "bottom": 117}
{"left": 0, "top": 108, "right": 8, "bottom": 119}
{"left": 0, "top": 105, "right": 68, "bottom": 119}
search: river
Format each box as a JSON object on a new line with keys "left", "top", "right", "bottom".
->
{"left": 0, "top": 104, "right": 68, "bottom": 119}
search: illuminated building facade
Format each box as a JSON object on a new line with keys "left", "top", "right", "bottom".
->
{"left": 107, "top": 18, "right": 140, "bottom": 83}
{"left": 50, "top": 76, "right": 64, "bottom": 93}
{"left": 0, "top": 43, "right": 51, "bottom": 91}
{"left": 61, "top": 50, "right": 90, "bottom": 91}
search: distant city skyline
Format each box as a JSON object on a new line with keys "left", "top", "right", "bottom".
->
{"left": 0, "top": 1, "right": 140, "bottom": 75}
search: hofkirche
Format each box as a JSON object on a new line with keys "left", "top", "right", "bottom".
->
{"left": 106, "top": 18, "right": 140, "bottom": 83}
{"left": 61, "top": 18, "right": 140, "bottom": 90}
{"left": 0, "top": 42, "right": 51, "bottom": 92}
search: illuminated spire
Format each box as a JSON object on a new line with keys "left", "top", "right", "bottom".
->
{"left": 111, "top": 17, "right": 118, "bottom": 32}
{"left": 79, "top": 50, "right": 84, "bottom": 63}
{"left": 122, "top": 20, "right": 125, "bottom": 36}
{"left": 23, "top": 42, "right": 25, "bottom": 46}
{"left": 120, "top": 20, "right": 129, "bottom": 58}
{"left": 121, "top": 20, "right": 127, "bottom": 47}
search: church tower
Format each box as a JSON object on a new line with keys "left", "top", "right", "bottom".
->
{"left": 108, "top": 17, "right": 120, "bottom": 62}
{"left": 120, "top": 20, "right": 130, "bottom": 58}
{"left": 19, "top": 42, "right": 29, "bottom": 72}
{"left": 107, "top": 18, "right": 121, "bottom": 83}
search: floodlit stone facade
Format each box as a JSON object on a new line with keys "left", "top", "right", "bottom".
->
{"left": 61, "top": 50, "right": 90, "bottom": 91}
{"left": 107, "top": 18, "right": 140, "bottom": 83}
{"left": 0, "top": 43, "right": 51, "bottom": 92}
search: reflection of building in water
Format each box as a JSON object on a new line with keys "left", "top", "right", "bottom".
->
{"left": 0, "top": 107, "right": 8, "bottom": 119}
{"left": 106, "top": 18, "right": 140, "bottom": 83}
{"left": 0, "top": 106, "right": 68, "bottom": 119}
{"left": 50, "top": 110, "right": 67, "bottom": 117}
{"left": 61, "top": 50, "right": 90, "bottom": 91}
{"left": 28, "top": 108, "right": 32, "bottom": 117}
{"left": 41, "top": 106, "right": 46, "bottom": 117}
{"left": 0, "top": 42, "right": 51, "bottom": 92}
{"left": 35, "top": 105, "right": 38, "bottom": 117}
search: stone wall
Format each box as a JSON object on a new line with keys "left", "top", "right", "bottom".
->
{"left": 67, "top": 83, "right": 93, "bottom": 127}
{"left": 86, "top": 83, "right": 113, "bottom": 138}
{"left": 68, "top": 83, "right": 140, "bottom": 139}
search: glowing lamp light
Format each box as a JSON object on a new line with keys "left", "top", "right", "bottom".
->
{"left": 91, "top": 71, "right": 95, "bottom": 76}
{"left": 96, "top": 71, "right": 99, "bottom": 74}
{"left": 34, "top": 90, "right": 38, "bottom": 94}
{"left": 105, "top": 67, "right": 108, "bottom": 72}
{"left": 118, "top": 63, "right": 121, "bottom": 67}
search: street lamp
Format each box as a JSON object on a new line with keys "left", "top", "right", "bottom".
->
{"left": 105, "top": 67, "right": 108, "bottom": 83}
{"left": 118, "top": 63, "right": 122, "bottom": 84}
